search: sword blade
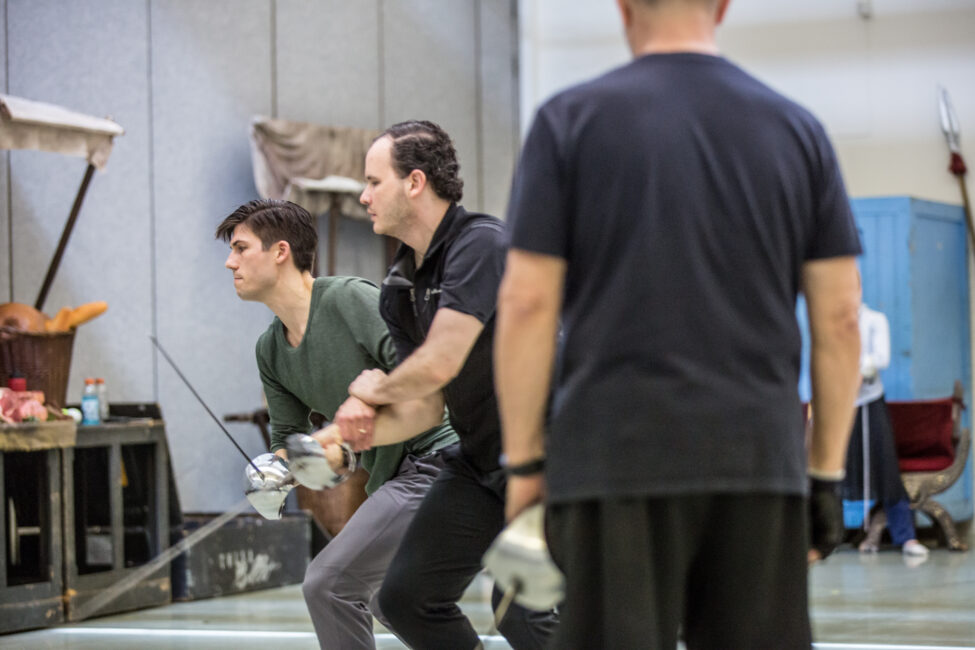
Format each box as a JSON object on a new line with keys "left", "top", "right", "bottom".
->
{"left": 150, "top": 335, "right": 264, "bottom": 479}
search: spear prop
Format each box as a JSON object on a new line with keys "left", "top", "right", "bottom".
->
{"left": 939, "top": 86, "right": 975, "bottom": 251}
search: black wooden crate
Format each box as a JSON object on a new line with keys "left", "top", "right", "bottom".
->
{"left": 0, "top": 447, "right": 63, "bottom": 634}
{"left": 172, "top": 512, "right": 310, "bottom": 601}
{"left": 61, "top": 415, "right": 172, "bottom": 621}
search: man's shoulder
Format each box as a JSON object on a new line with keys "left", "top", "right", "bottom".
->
{"left": 314, "top": 275, "right": 380, "bottom": 297}
{"left": 255, "top": 318, "right": 282, "bottom": 361}
{"left": 451, "top": 209, "right": 505, "bottom": 243}
{"left": 313, "top": 276, "right": 381, "bottom": 310}
{"left": 440, "top": 213, "right": 506, "bottom": 269}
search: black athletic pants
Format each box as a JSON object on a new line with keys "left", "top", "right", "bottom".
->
{"left": 379, "top": 443, "right": 559, "bottom": 649}
{"left": 547, "top": 493, "right": 811, "bottom": 650}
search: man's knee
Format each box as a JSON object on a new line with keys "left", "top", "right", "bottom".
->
{"left": 303, "top": 561, "right": 355, "bottom": 602}
{"left": 376, "top": 566, "right": 413, "bottom": 627}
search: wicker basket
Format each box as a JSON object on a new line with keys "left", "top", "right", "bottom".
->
{"left": 0, "top": 327, "right": 76, "bottom": 407}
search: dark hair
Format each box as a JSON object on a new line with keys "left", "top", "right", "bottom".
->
{"left": 380, "top": 120, "right": 463, "bottom": 202}
{"left": 215, "top": 199, "right": 317, "bottom": 273}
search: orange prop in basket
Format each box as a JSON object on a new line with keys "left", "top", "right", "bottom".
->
{"left": 45, "top": 306, "right": 72, "bottom": 332}
{"left": 65, "top": 301, "right": 108, "bottom": 329}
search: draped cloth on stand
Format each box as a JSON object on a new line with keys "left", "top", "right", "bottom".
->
{"left": 0, "top": 94, "right": 124, "bottom": 170}
{"left": 249, "top": 116, "right": 379, "bottom": 220}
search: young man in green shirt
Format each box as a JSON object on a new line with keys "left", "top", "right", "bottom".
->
{"left": 217, "top": 198, "right": 454, "bottom": 649}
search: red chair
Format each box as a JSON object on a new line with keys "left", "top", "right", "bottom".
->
{"left": 887, "top": 381, "right": 970, "bottom": 550}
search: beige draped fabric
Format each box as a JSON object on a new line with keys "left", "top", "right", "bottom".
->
{"left": 0, "top": 94, "right": 124, "bottom": 170}
{"left": 249, "top": 117, "right": 379, "bottom": 219}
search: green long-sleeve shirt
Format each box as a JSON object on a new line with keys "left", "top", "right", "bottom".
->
{"left": 256, "top": 276, "right": 456, "bottom": 495}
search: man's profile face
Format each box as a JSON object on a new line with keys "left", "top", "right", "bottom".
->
{"left": 360, "top": 136, "right": 411, "bottom": 237}
{"left": 224, "top": 224, "right": 279, "bottom": 301}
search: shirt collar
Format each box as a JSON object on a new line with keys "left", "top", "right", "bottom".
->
{"left": 423, "top": 202, "right": 463, "bottom": 262}
{"left": 385, "top": 204, "right": 474, "bottom": 290}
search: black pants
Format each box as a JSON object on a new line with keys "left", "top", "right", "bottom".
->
{"left": 378, "top": 443, "right": 558, "bottom": 649}
{"left": 547, "top": 494, "right": 811, "bottom": 650}
{"left": 842, "top": 396, "right": 910, "bottom": 506}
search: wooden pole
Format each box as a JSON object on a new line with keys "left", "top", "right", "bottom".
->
{"left": 34, "top": 163, "right": 96, "bottom": 311}
{"left": 956, "top": 173, "right": 975, "bottom": 253}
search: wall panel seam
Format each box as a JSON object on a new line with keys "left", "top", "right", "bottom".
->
{"left": 377, "top": 0, "right": 385, "bottom": 129}
{"left": 511, "top": 0, "right": 520, "bottom": 150}
{"left": 270, "top": 0, "right": 277, "bottom": 118}
{"left": 4, "top": 0, "right": 10, "bottom": 298}
{"left": 475, "top": 0, "right": 484, "bottom": 213}
{"left": 147, "top": 0, "right": 159, "bottom": 399}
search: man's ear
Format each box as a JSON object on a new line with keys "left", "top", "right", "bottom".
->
{"left": 715, "top": 0, "right": 731, "bottom": 25}
{"left": 616, "top": 0, "right": 633, "bottom": 29}
{"left": 273, "top": 240, "right": 291, "bottom": 265}
{"left": 406, "top": 169, "right": 427, "bottom": 198}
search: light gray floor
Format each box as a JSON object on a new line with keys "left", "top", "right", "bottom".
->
{"left": 4, "top": 528, "right": 975, "bottom": 649}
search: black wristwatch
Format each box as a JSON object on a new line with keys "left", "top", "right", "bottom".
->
{"left": 502, "top": 456, "right": 546, "bottom": 477}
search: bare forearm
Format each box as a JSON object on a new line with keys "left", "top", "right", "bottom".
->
{"left": 809, "top": 340, "right": 860, "bottom": 473}
{"left": 365, "top": 352, "right": 453, "bottom": 405}
{"left": 350, "top": 308, "right": 483, "bottom": 407}
{"left": 370, "top": 396, "right": 445, "bottom": 446}
{"left": 495, "top": 251, "right": 565, "bottom": 465}
{"left": 495, "top": 312, "right": 555, "bottom": 464}
{"left": 803, "top": 256, "right": 861, "bottom": 474}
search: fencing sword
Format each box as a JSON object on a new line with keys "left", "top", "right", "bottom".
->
{"left": 149, "top": 335, "right": 264, "bottom": 480}
{"left": 73, "top": 497, "right": 250, "bottom": 620}
{"left": 75, "top": 340, "right": 266, "bottom": 620}
{"left": 938, "top": 85, "right": 975, "bottom": 251}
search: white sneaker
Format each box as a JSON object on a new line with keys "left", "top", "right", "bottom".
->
{"left": 902, "top": 540, "right": 930, "bottom": 557}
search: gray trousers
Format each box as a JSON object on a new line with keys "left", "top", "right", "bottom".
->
{"left": 302, "top": 452, "right": 444, "bottom": 650}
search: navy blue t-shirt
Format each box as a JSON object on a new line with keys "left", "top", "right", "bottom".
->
{"left": 507, "top": 53, "right": 862, "bottom": 503}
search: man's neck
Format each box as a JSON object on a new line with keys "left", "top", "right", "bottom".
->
{"left": 628, "top": 7, "right": 720, "bottom": 57}
{"left": 400, "top": 199, "right": 452, "bottom": 267}
{"left": 265, "top": 272, "right": 315, "bottom": 347}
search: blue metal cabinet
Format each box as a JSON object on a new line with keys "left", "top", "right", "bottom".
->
{"left": 799, "top": 196, "right": 972, "bottom": 526}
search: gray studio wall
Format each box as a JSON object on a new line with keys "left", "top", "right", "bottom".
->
{"left": 0, "top": 0, "right": 520, "bottom": 511}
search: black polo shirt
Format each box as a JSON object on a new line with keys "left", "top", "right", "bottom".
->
{"left": 380, "top": 203, "right": 507, "bottom": 472}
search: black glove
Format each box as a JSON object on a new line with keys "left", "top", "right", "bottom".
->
{"left": 808, "top": 477, "right": 844, "bottom": 560}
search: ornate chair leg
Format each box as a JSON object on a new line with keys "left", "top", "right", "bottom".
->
{"left": 920, "top": 499, "right": 968, "bottom": 551}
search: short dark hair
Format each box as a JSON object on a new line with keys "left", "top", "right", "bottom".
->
{"left": 380, "top": 120, "right": 463, "bottom": 203}
{"left": 215, "top": 199, "right": 317, "bottom": 273}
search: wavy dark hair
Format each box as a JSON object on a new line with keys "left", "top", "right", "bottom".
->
{"left": 380, "top": 120, "right": 463, "bottom": 202}
{"left": 215, "top": 199, "right": 317, "bottom": 273}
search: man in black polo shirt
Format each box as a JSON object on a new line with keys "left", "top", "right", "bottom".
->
{"left": 336, "top": 120, "right": 557, "bottom": 649}
{"left": 496, "top": 0, "right": 862, "bottom": 648}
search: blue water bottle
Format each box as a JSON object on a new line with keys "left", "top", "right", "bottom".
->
{"left": 81, "top": 377, "right": 101, "bottom": 425}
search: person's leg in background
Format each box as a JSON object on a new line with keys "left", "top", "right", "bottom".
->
{"left": 885, "top": 499, "right": 929, "bottom": 557}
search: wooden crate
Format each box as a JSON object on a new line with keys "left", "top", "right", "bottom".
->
{"left": 0, "top": 443, "right": 64, "bottom": 633}
{"left": 172, "top": 512, "right": 310, "bottom": 601}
